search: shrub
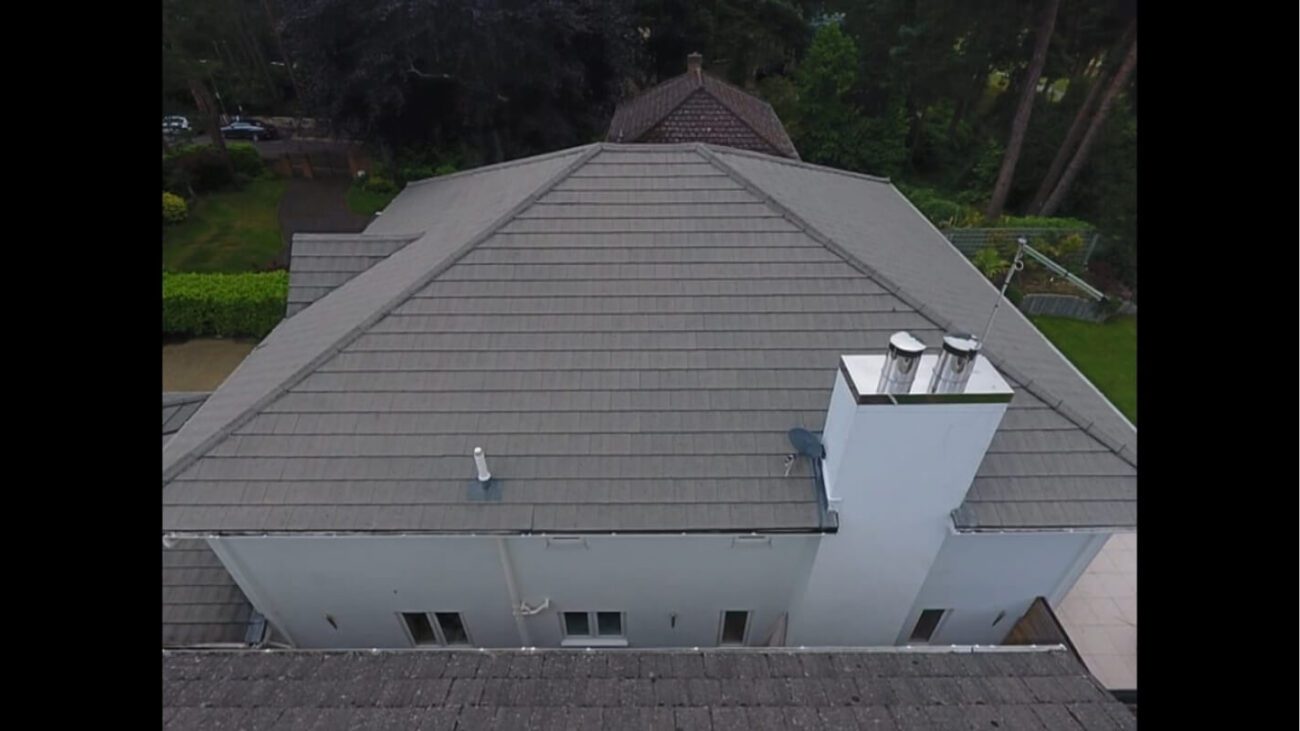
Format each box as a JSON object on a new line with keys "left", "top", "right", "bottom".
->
{"left": 226, "top": 142, "right": 267, "bottom": 178}
{"left": 972, "top": 247, "right": 1009, "bottom": 281}
{"left": 169, "top": 145, "right": 234, "bottom": 193}
{"left": 996, "top": 215, "right": 1093, "bottom": 230}
{"left": 163, "top": 271, "right": 287, "bottom": 338}
{"left": 895, "top": 184, "right": 979, "bottom": 228}
{"left": 398, "top": 163, "right": 436, "bottom": 182}
{"left": 363, "top": 175, "right": 398, "bottom": 194}
{"left": 163, "top": 192, "right": 188, "bottom": 224}
{"left": 162, "top": 142, "right": 266, "bottom": 193}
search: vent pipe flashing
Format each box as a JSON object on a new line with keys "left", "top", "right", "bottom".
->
{"left": 473, "top": 446, "right": 492, "bottom": 483}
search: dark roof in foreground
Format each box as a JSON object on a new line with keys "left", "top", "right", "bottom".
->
{"left": 162, "top": 143, "right": 1136, "bottom": 535}
{"left": 162, "top": 647, "right": 1135, "bottom": 730}
{"left": 164, "top": 393, "right": 258, "bottom": 647}
{"left": 608, "top": 66, "right": 798, "bottom": 158}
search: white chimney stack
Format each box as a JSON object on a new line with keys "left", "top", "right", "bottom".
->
{"left": 787, "top": 332, "right": 1014, "bottom": 646}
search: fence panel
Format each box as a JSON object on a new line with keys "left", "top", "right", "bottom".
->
{"left": 1019, "top": 294, "right": 1108, "bottom": 322}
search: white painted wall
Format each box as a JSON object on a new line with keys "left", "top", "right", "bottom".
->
{"left": 209, "top": 535, "right": 517, "bottom": 648}
{"left": 787, "top": 367, "right": 1009, "bottom": 646}
{"left": 210, "top": 533, "right": 820, "bottom": 649}
{"left": 904, "top": 530, "right": 1110, "bottom": 645}
{"left": 203, "top": 357, "right": 1104, "bottom": 652}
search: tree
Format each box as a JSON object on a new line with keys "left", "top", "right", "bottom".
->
{"left": 164, "top": 0, "right": 234, "bottom": 174}
{"left": 984, "top": 0, "right": 1060, "bottom": 220}
{"left": 163, "top": 0, "right": 291, "bottom": 116}
{"left": 631, "top": 0, "right": 811, "bottom": 88}
{"left": 792, "top": 21, "right": 908, "bottom": 175}
{"left": 1039, "top": 38, "right": 1135, "bottom": 216}
{"left": 277, "top": 0, "right": 638, "bottom": 163}
{"left": 1028, "top": 17, "right": 1134, "bottom": 213}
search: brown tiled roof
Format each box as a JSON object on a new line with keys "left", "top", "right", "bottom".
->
{"left": 608, "top": 64, "right": 798, "bottom": 159}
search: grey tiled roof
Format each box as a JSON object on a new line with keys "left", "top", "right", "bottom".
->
{"left": 608, "top": 69, "right": 798, "bottom": 158}
{"left": 162, "top": 648, "right": 1135, "bottom": 730}
{"left": 164, "top": 393, "right": 258, "bottom": 647}
{"left": 706, "top": 148, "right": 1136, "bottom": 530}
{"left": 286, "top": 234, "right": 422, "bottom": 316}
{"left": 162, "top": 539, "right": 255, "bottom": 647}
{"left": 162, "top": 143, "right": 1135, "bottom": 534}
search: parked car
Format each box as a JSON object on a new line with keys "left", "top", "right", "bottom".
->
{"left": 220, "top": 118, "right": 280, "bottom": 141}
{"left": 163, "top": 115, "right": 191, "bottom": 137}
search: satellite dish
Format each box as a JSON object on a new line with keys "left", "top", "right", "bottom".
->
{"left": 787, "top": 428, "right": 825, "bottom": 460}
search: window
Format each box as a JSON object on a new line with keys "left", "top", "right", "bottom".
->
{"left": 562, "top": 611, "right": 626, "bottom": 641}
{"left": 597, "top": 611, "right": 623, "bottom": 636}
{"left": 435, "top": 612, "right": 470, "bottom": 646}
{"left": 399, "top": 611, "right": 471, "bottom": 647}
{"left": 401, "top": 612, "right": 438, "bottom": 646}
{"left": 719, "top": 611, "right": 750, "bottom": 646}
{"left": 563, "top": 611, "right": 591, "bottom": 637}
{"left": 909, "top": 609, "right": 948, "bottom": 643}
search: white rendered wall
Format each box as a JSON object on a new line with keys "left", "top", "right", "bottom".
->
{"left": 904, "top": 530, "right": 1110, "bottom": 645}
{"left": 787, "top": 369, "right": 1009, "bottom": 646}
{"left": 209, "top": 533, "right": 820, "bottom": 649}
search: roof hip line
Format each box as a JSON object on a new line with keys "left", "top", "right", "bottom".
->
{"left": 162, "top": 145, "right": 605, "bottom": 485}
{"left": 695, "top": 145, "right": 1135, "bottom": 469}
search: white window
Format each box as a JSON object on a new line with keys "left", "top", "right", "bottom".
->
{"left": 719, "top": 611, "right": 751, "bottom": 646}
{"left": 399, "top": 611, "right": 472, "bottom": 647}
{"left": 561, "top": 611, "right": 627, "bottom": 646}
{"left": 909, "top": 609, "right": 949, "bottom": 644}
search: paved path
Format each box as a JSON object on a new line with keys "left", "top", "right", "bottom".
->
{"left": 163, "top": 339, "right": 257, "bottom": 391}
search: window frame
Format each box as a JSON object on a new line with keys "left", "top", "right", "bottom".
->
{"left": 434, "top": 611, "right": 472, "bottom": 646}
{"left": 397, "top": 611, "right": 473, "bottom": 647}
{"left": 560, "top": 610, "right": 628, "bottom": 647}
{"left": 717, "top": 610, "right": 752, "bottom": 647}
{"left": 908, "top": 608, "right": 951, "bottom": 644}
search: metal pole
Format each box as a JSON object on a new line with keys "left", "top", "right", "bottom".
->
{"left": 979, "top": 237, "right": 1027, "bottom": 346}
{"left": 1083, "top": 231, "right": 1100, "bottom": 265}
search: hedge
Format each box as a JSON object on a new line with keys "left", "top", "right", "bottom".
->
{"left": 163, "top": 271, "right": 287, "bottom": 338}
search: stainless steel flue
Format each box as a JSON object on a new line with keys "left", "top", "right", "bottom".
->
{"left": 876, "top": 331, "right": 927, "bottom": 394}
{"left": 927, "top": 334, "right": 980, "bottom": 394}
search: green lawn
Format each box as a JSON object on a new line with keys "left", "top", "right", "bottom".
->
{"left": 346, "top": 184, "right": 398, "bottom": 216}
{"left": 1030, "top": 315, "right": 1137, "bottom": 424}
{"left": 163, "top": 179, "right": 287, "bottom": 272}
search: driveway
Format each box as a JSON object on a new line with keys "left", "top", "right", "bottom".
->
{"left": 274, "top": 178, "right": 372, "bottom": 267}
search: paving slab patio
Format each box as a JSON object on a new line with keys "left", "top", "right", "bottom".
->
{"left": 1058, "top": 532, "right": 1137, "bottom": 690}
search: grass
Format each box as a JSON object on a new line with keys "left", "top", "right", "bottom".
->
{"left": 163, "top": 178, "right": 287, "bottom": 272}
{"left": 1030, "top": 315, "right": 1137, "bottom": 424}
{"left": 346, "top": 184, "right": 398, "bottom": 216}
